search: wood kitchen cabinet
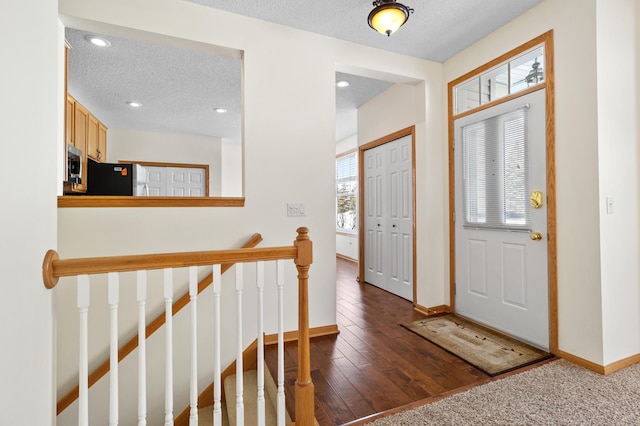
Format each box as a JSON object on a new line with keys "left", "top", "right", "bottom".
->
{"left": 74, "top": 102, "right": 89, "bottom": 153}
{"left": 88, "top": 114, "right": 98, "bottom": 160}
{"left": 98, "top": 123, "right": 107, "bottom": 162}
{"left": 88, "top": 114, "right": 108, "bottom": 162}
{"left": 65, "top": 95, "right": 75, "bottom": 147}
{"left": 64, "top": 95, "right": 109, "bottom": 193}
{"left": 63, "top": 42, "right": 107, "bottom": 194}
{"left": 72, "top": 101, "right": 89, "bottom": 192}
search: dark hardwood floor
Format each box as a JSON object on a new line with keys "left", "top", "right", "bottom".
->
{"left": 265, "top": 257, "right": 492, "bottom": 425}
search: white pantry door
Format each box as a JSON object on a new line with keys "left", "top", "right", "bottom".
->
{"left": 141, "top": 166, "right": 206, "bottom": 196}
{"left": 167, "top": 167, "right": 206, "bottom": 196}
{"left": 363, "top": 135, "right": 413, "bottom": 301}
{"left": 454, "top": 89, "right": 549, "bottom": 349}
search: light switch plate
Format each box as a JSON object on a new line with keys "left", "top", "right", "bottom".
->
{"left": 606, "top": 197, "right": 614, "bottom": 214}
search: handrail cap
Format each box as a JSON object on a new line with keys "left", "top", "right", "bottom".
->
{"left": 43, "top": 249, "right": 60, "bottom": 289}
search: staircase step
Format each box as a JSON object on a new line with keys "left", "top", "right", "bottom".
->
{"left": 224, "top": 367, "right": 290, "bottom": 426}
{"left": 198, "top": 401, "right": 229, "bottom": 426}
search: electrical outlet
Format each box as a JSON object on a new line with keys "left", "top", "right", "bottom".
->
{"left": 287, "top": 202, "right": 306, "bottom": 217}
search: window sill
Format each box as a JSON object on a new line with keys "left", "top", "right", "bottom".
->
{"left": 57, "top": 195, "right": 245, "bottom": 208}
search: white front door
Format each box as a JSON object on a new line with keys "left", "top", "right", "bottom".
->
{"left": 363, "top": 135, "right": 413, "bottom": 301}
{"left": 454, "top": 89, "right": 549, "bottom": 349}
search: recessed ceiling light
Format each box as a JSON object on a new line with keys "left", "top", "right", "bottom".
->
{"left": 85, "top": 35, "right": 111, "bottom": 47}
{"left": 126, "top": 101, "right": 143, "bottom": 108}
{"left": 336, "top": 80, "right": 350, "bottom": 88}
{"left": 213, "top": 108, "right": 227, "bottom": 114}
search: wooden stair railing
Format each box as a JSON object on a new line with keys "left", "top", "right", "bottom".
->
{"left": 55, "top": 233, "right": 263, "bottom": 415}
{"left": 43, "top": 227, "right": 315, "bottom": 425}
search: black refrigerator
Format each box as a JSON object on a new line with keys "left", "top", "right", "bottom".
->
{"left": 86, "top": 159, "right": 142, "bottom": 196}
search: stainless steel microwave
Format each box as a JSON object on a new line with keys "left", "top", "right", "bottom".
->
{"left": 67, "top": 145, "right": 82, "bottom": 184}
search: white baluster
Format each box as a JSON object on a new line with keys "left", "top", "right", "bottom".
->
{"left": 189, "top": 266, "right": 198, "bottom": 426}
{"left": 137, "top": 270, "right": 147, "bottom": 426}
{"left": 235, "top": 264, "right": 245, "bottom": 425}
{"left": 163, "top": 269, "right": 174, "bottom": 426}
{"left": 256, "top": 261, "right": 265, "bottom": 426}
{"left": 78, "top": 274, "right": 90, "bottom": 426}
{"left": 276, "top": 260, "right": 285, "bottom": 426}
{"left": 212, "top": 265, "right": 222, "bottom": 426}
{"left": 108, "top": 273, "right": 119, "bottom": 426}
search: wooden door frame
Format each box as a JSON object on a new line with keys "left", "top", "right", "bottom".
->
{"left": 358, "top": 126, "right": 417, "bottom": 303}
{"left": 447, "top": 31, "right": 558, "bottom": 353}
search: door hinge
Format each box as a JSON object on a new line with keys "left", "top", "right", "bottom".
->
{"left": 452, "top": 211, "right": 456, "bottom": 223}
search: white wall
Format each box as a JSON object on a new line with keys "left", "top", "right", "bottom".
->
{"left": 336, "top": 134, "right": 357, "bottom": 155}
{"left": 336, "top": 135, "right": 358, "bottom": 261}
{"left": 595, "top": 0, "right": 640, "bottom": 365}
{"left": 55, "top": 0, "right": 439, "bottom": 422}
{"left": 0, "top": 3, "right": 59, "bottom": 425}
{"left": 221, "top": 141, "right": 243, "bottom": 196}
{"left": 107, "top": 128, "right": 223, "bottom": 196}
{"left": 336, "top": 233, "right": 359, "bottom": 261}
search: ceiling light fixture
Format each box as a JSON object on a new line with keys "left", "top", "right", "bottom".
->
{"left": 525, "top": 59, "right": 544, "bottom": 86}
{"left": 336, "top": 80, "right": 350, "bottom": 88}
{"left": 85, "top": 35, "right": 111, "bottom": 47}
{"left": 213, "top": 108, "right": 227, "bottom": 114}
{"left": 126, "top": 101, "right": 143, "bottom": 108}
{"left": 368, "top": 0, "right": 414, "bottom": 37}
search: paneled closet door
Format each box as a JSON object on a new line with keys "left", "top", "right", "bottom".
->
{"left": 364, "top": 143, "right": 386, "bottom": 290}
{"left": 363, "top": 135, "right": 413, "bottom": 301}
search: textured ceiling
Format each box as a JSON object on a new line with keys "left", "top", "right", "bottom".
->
{"left": 66, "top": 28, "right": 242, "bottom": 140}
{"left": 66, "top": 0, "right": 542, "bottom": 144}
{"left": 188, "top": 0, "right": 542, "bottom": 61}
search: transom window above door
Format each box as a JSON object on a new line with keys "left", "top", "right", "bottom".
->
{"left": 454, "top": 46, "right": 544, "bottom": 114}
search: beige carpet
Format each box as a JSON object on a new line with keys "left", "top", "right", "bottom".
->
{"left": 368, "top": 359, "right": 640, "bottom": 425}
{"left": 403, "top": 314, "right": 552, "bottom": 376}
{"left": 198, "top": 363, "right": 290, "bottom": 426}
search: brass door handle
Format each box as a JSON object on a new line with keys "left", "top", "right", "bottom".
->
{"left": 530, "top": 232, "right": 543, "bottom": 241}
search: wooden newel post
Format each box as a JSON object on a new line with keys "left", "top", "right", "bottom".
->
{"left": 294, "top": 227, "right": 314, "bottom": 425}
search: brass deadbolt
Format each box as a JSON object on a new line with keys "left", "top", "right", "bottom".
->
{"left": 530, "top": 191, "right": 544, "bottom": 209}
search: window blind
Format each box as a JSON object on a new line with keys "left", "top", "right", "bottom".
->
{"left": 336, "top": 152, "right": 357, "bottom": 182}
{"left": 336, "top": 152, "right": 357, "bottom": 232}
{"left": 462, "top": 107, "right": 529, "bottom": 230}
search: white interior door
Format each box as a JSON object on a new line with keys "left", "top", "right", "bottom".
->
{"left": 364, "top": 143, "right": 386, "bottom": 289}
{"left": 140, "top": 166, "right": 206, "bottom": 196}
{"left": 363, "top": 135, "right": 413, "bottom": 301}
{"left": 145, "top": 167, "right": 164, "bottom": 196}
{"left": 454, "top": 89, "right": 549, "bottom": 349}
{"left": 167, "top": 167, "right": 206, "bottom": 196}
